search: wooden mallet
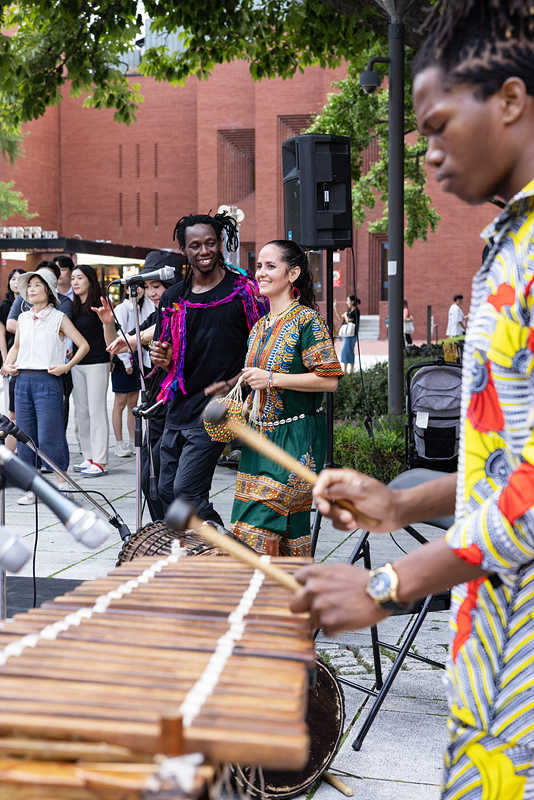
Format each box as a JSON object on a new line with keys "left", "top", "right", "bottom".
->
{"left": 202, "top": 400, "right": 379, "bottom": 530}
{"left": 165, "top": 498, "right": 301, "bottom": 593}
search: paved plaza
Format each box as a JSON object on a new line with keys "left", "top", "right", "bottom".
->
{"left": 2, "top": 379, "right": 449, "bottom": 800}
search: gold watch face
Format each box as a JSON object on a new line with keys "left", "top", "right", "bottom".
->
{"left": 368, "top": 569, "right": 393, "bottom": 602}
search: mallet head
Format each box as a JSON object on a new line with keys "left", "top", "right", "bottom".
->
{"left": 165, "top": 497, "right": 197, "bottom": 532}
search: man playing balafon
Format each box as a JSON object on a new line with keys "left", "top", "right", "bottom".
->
{"left": 292, "top": 2, "right": 534, "bottom": 797}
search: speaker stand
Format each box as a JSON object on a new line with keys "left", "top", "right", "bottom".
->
{"left": 311, "top": 248, "right": 336, "bottom": 558}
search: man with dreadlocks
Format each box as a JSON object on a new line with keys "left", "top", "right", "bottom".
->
{"left": 150, "top": 212, "right": 264, "bottom": 524}
{"left": 291, "top": 2, "right": 534, "bottom": 797}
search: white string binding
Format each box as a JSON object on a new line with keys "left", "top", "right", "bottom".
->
{"left": 179, "top": 555, "right": 271, "bottom": 727}
{"left": 0, "top": 539, "right": 186, "bottom": 666}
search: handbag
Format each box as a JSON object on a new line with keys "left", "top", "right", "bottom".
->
{"left": 339, "top": 322, "right": 356, "bottom": 337}
{"left": 203, "top": 376, "right": 245, "bottom": 443}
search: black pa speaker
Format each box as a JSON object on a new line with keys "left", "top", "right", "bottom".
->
{"left": 282, "top": 134, "right": 353, "bottom": 250}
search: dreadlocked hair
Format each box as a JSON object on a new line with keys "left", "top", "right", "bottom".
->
{"left": 265, "top": 240, "right": 317, "bottom": 311}
{"left": 414, "top": 1, "right": 534, "bottom": 98}
{"left": 172, "top": 212, "right": 240, "bottom": 252}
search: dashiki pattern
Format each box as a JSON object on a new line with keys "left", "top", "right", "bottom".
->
{"left": 231, "top": 302, "right": 342, "bottom": 556}
{"left": 442, "top": 179, "right": 534, "bottom": 800}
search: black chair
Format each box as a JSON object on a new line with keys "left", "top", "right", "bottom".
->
{"left": 337, "top": 468, "right": 454, "bottom": 751}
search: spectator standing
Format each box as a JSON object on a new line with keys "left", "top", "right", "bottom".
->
{"left": 403, "top": 299, "right": 415, "bottom": 346}
{"left": 2, "top": 269, "right": 88, "bottom": 503}
{"left": 446, "top": 293, "right": 465, "bottom": 336}
{"left": 6, "top": 261, "right": 73, "bottom": 335}
{"left": 0, "top": 268, "right": 25, "bottom": 442}
{"left": 111, "top": 284, "right": 155, "bottom": 457}
{"left": 53, "top": 255, "right": 75, "bottom": 300}
{"left": 335, "top": 295, "right": 360, "bottom": 374}
{"left": 70, "top": 265, "right": 111, "bottom": 477}
{"left": 53, "top": 255, "right": 75, "bottom": 428}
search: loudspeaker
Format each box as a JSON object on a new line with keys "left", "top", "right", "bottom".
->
{"left": 282, "top": 134, "right": 353, "bottom": 250}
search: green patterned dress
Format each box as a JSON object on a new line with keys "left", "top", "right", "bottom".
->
{"left": 231, "top": 302, "right": 342, "bottom": 556}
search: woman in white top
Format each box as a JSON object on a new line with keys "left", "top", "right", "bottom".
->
{"left": 110, "top": 285, "right": 155, "bottom": 457}
{"left": 2, "top": 269, "right": 89, "bottom": 502}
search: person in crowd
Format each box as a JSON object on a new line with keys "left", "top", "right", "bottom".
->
{"left": 403, "top": 299, "right": 415, "bottom": 346}
{"left": 445, "top": 293, "right": 465, "bottom": 337}
{"left": 290, "top": 2, "right": 534, "bottom": 796}
{"left": 53, "top": 255, "right": 75, "bottom": 428}
{"left": 53, "top": 255, "right": 74, "bottom": 300}
{"left": 231, "top": 240, "right": 342, "bottom": 556}
{"left": 0, "top": 268, "right": 25, "bottom": 449}
{"left": 110, "top": 283, "right": 155, "bottom": 457}
{"left": 1, "top": 268, "right": 88, "bottom": 503}
{"left": 149, "top": 212, "right": 265, "bottom": 523}
{"left": 101, "top": 253, "right": 182, "bottom": 520}
{"left": 335, "top": 294, "right": 360, "bottom": 374}
{"left": 6, "top": 261, "right": 72, "bottom": 334}
{"left": 70, "top": 265, "right": 111, "bottom": 476}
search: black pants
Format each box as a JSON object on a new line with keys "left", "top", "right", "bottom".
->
{"left": 141, "top": 409, "right": 166, "bottom": 522}
{"left": 158, "top": 424, "right": 225, "bottom": 525}
{"left": 63, "top": 371, "right": 73, "bottom": 431}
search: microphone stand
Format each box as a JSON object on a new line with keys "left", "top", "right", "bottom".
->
{"left": 129, "top": 282, "right": 147, "bottom": 532}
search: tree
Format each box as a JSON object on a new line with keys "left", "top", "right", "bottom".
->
{"left": 0, "top": 1, "right": 437, "bottom": 235}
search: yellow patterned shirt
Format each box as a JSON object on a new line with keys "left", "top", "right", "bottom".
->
{"left": 445, "top": 178, "right": 534, "bottom": 749}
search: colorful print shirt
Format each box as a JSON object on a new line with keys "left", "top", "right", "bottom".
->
{"left": 445, "top": 178, "right": 534, "bottom": 747}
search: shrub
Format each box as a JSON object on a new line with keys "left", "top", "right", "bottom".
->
{"left": 333, "top": 416, "right": 406, "bottom": 485}
{"left": 334, "top": 345, "right": 453, "bottom": 422}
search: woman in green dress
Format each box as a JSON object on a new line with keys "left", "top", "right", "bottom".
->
{"left": 231, "top": 240, "right": 342, "bottom": 556}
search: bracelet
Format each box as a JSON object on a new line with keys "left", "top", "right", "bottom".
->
{"left": 267, "top": 370, "right": 274, "bottom": 390}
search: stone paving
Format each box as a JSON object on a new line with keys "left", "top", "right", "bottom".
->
{"left": 1, "top": 385, "right": 451, "bottom": 800}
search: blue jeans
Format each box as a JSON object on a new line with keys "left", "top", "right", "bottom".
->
{"left": 15, "top": 372, "right": 69, "bottom": 471}
{"left": 340, "top": 335, "right": 356, "bottom": 364}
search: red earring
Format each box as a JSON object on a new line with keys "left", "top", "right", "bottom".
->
{"left": 290, "top": 285, "right": 301, "bottom": 300}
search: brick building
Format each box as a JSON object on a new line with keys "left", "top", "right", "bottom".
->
{"left": 0, "top": 59, "right": 495, "bottom": 338}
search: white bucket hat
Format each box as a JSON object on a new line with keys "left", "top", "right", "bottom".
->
{"left": 18, "top": 268, "right": 60, "bottom": 306}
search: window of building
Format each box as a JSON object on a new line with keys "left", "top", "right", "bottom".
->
{"left": 136, "top": 192, "right": 141, "bottom": 227}
{"left": 276, "top": 115, "right": 315, "bottom": 238}
{"left": 118, "top": 192, "right": 123, "bottom": 227}
{"left": 118, "top": 145, "right": 123, "bottom": 179}
{"left": 217, "top": 129, "right": 255, "bottom": 206}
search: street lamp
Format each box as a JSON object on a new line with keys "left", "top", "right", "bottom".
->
{"left": 359, "top": 12, "right": 405, "bottom": 416}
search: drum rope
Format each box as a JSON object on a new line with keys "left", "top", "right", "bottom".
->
{"left": 0, "top": 540, "right": 186, "bottom": 666}
{"left": 179, "top": 555, "right": 271, "bottom": 727}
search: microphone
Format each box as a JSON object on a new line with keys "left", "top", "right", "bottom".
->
{"left": 0, "top": 446, "right": 113, "bottom": 549}
{"left": 0, "top": 527, "right": 31, "bottom": 572}
{"left": 0, "top": 415, "right": 31, "bottom": 445}
{"left": 118, "top": 266, "right": 176, "bottom": 285}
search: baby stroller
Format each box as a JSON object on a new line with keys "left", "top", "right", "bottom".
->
{"left": 405, "top": 359, "right": 462, "bottom": 472}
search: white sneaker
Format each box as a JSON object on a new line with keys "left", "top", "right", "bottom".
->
{"left": 73, "top": 459, "right": 92, "bottom": 472}
{"left": 81, "top": 462, "right": 108, "bottom": 477}
{"left": 114, "top": 442, "right": 131, "bottom": 458}
{"left": 18, "top": 491, "right": 36, "bottom": 505}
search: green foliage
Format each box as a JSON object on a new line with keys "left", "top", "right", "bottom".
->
{"left": 0, "top": 1, "right": 433, "bottom": 126}
{"left": 334, "top": 362, "right": 389, "bottom": 420}
{"left": 0, "top": 180, "right": 36, "bottom": 222}
{"left": 333, "top": 416, "right": 405, "bottom": 484}
{"left": 309, "top": 54, "right": 440, "bottom": 246}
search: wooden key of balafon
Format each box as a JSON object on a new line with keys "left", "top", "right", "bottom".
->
{"left": 202, "top": 400, "right": 380, "bottom": 530}
{"left": 165, "top": 498, "right": 301, "bottom": 593}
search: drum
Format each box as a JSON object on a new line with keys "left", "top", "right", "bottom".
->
{"left": 116, "top": 520, "right": 256, "bottom": 565}
{"left": 116, "top": 520, "right": 222, "bottom": 565}
{"left": 233, "top": 658, "right": 345, "bottom": 799}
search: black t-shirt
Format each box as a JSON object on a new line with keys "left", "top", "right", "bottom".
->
{"left": 72, "top": 309, "right": 110, "bottom": 365}
{"left": 345, "top": 307, "right": 360, "bottom": 334}
{"left": 156, "top": 271, "right": 250, "bottom": 428}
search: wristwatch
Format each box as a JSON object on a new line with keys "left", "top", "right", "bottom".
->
{"left": 365, "top": 563, "right": 415, "bottom": 613}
